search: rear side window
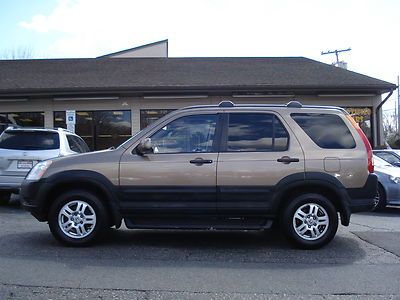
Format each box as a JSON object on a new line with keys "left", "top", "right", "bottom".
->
{"left": 291, "top": 113, "right": 356, "bottom": 149}
{"left": 0, "top": 131, "right": 60, "bottom": 150}
{"left": 226, "top": 113, "right": 289, "bottom": 152}
{"left": 67, "top": 135, "right": 90, "bottom": 153}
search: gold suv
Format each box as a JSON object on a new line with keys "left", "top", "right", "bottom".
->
{"left": 21, "top": 101, "right": 377, "bottom": 249}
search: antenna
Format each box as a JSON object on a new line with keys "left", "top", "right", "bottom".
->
{"left": 321, "top": 48, "right": 351, "bottom": 67}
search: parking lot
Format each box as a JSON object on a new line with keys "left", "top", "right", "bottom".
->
{"left": 0, "top": 199, "right": 399, "bottom": 299}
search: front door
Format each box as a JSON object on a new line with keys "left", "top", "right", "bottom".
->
{"left": 119, "top": 113, "right": 220, "bottom": 217}
{"left": 217, "top": 112, "right": 305, "bottom": 216}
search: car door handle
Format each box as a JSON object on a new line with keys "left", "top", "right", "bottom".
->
{"left": 277, "top": 156, "right": 300, "bottom": 164}
{"left": 190, "top": 158, "right": 213, "bottom": 165}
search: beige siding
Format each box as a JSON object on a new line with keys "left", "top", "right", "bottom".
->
{"left": 0, "top": 94, "right": 383, "bottom": 147}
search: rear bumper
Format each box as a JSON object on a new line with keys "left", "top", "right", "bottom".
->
{"left": 347, "top": 173, "right": 378, "bottom": 213}
{"left": 0, "top": 175, "right": 25, "bottom": 193}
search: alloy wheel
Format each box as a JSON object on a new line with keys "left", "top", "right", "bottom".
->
{"left": 292, "top": 203, "right": 329, "bottom": 241}
{"left": 58, "top": 200, "right": 97, "bottom": 239}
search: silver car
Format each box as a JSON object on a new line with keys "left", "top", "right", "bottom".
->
{"left": 0, "top": 127, "right": 89, "bottom": 204}
{"left": 373, "top": 155, "right": 400, "bottom": 210}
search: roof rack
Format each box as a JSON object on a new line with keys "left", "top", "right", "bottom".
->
{"left": 219, "top": 100, "right": 235, "bottom": 107}
{"left": 286, "top": 101, "right": 303, "bottom": 108}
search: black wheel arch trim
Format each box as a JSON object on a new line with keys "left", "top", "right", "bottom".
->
{"left": 42, "top": 170, "right": 122, "bottom": 228}
{"left": 272, "top": 172, "right": 352, "bottom": 226}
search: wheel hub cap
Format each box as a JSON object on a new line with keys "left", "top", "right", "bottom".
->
{"left": 293, "top": 203, "right": 329, "bottom": 241}
{"left": 58, "top": 200, "right": 96, "bottom": 239}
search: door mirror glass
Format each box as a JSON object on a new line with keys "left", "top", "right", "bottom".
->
{"left": 136, "top": 138, "right": 153, "bottom": 156}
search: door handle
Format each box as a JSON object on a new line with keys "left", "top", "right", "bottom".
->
{"left": 277, "top": 156, "right": 300, "bottom": 164}
{"left": 190, "top": 158, "right": 213, "bottom": 165}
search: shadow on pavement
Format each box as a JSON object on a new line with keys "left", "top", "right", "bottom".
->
{"left": 0, "top": 203, "right": 368, "bottom": 270}
{"left": 0, "top": 226, "right": 366, "bottom": 270}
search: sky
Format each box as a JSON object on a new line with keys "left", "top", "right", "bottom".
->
{"left": 1, "top": 0, "right": 399, "bottom": 110}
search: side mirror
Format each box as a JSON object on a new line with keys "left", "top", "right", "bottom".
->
{"left": 136, "top": 138, "right": 153, "bottom": 156}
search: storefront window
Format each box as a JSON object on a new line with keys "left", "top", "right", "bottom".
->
{"left": 54, "top": 110, "right": 131, "bottom": 151}
{"left": 345, "top": 107, "right": 373, "bottom": 145}
{"left": 0, "top": 112, "right": 44, "bottom": 133}
{"left": 140, "top": 109, "right": 175, "bottom": 129}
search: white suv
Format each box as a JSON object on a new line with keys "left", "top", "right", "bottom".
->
{"left": 0, "top": 127, "right": 89, "bottom": 204}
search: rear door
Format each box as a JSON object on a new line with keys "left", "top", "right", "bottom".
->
{"left": 217, "top": 111, "right": 305, "bottom": 216}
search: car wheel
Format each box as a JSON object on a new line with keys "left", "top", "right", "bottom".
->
{"left": 372, "top": 184, "right": 387, "bottom": 212}
{"left": 281, "top": 193, "right": 338, "bottom": 249}
{"left": 0, "top": 192, "right": 11, "bottom": 205}
{"left": 48, "top": 190, "right": 108, "bottom": 246}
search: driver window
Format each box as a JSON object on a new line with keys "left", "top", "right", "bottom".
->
{"left": 150, "top": 114, "right": 217, "bottom": 154}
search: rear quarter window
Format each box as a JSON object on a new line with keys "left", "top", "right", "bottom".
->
{"left": 291, "top": 113, "right": 356, "bottom": 149}
{"left": 0, "top": 131, "right": 60, "bottom": 150}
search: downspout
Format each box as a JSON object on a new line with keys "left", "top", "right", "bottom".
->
{"left": 376, "top": 90, "right": 394, "bottom": 148}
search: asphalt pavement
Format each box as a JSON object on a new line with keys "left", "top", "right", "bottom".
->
{"left": 0, "top": 198, "right": 399, "bottom": 299}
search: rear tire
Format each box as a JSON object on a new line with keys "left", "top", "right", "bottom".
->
{"left": 0, "top": 192, "right": 11, "bottom": 205}
{"left": 48, "top": 190, "right": 108, "bottom": 246}
{"left": 281, "top": 193, "right": 338, "bottom": 249}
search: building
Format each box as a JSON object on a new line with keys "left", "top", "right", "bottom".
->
{"left": 0, "top": 40, "right": 396, "bottom": 150}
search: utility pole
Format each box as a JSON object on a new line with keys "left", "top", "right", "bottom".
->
{"left": 398, "top": 75, "right": 400, "bottom": 134}
{"left": 321, "top": 48, "right": 351, "bottom": 67}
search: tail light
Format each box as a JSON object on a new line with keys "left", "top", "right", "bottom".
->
{"left": 346, "top": 115, "right": 374, "bottom": 173}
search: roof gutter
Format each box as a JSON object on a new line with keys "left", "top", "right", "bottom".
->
{"left": 376, "top": 89, "right": 394, "bottom": 147}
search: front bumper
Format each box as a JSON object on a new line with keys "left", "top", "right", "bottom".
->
{"left": 383, "top": 180, "right": 400, "bottom": 206}
{"left": 20, "top": 179, "right": 50, "bottom": 221}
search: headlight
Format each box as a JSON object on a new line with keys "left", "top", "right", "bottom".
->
{"left": 26, "top": 161, "right": 53, "bottom": 181}
{"left": 389, "top": 175, "right": 400, "bottom": 184}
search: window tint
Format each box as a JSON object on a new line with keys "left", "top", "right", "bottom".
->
{"left": 67, "top": 135, "right": 89, "bottom": 153}
{"left": 291, "top": 113, "right": 356, "bottom": 149}
{"left": 226, "top": 113, "right": 289, "bottom": 152}
{"left": 0, "top": 131, "right": 60, "bottom": 150}
{"left": 150, "top": 114, "right": 217, "bottom": 154}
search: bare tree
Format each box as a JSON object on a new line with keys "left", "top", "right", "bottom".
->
{"left": 383, "top": 111, "right": 400, "bottom": 148}
{"left": 0, "top": 46, "right": 34, "bottom": 59}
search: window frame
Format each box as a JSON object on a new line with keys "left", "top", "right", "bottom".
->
{"left": 219, "top": 112, "right": 290, "bottom": 153}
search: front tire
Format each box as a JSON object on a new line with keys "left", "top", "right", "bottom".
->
{"left": 281, "top": 193, "right": 338, "bottom": 249}
{"left": 372, "top": 184, "right": 386, "bottom": 212}
{"left": 48, "top": 190, "right": 108, "bottom": 246}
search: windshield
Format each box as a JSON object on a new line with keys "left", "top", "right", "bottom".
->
{"left": 373, "top": 155, "right": 393, "bottom": 168}
{"left": 374, "top": 151, "right": 400, "bottom": 165}
{"left": 0, "top": 131, "right": 60, "bottom": 150}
